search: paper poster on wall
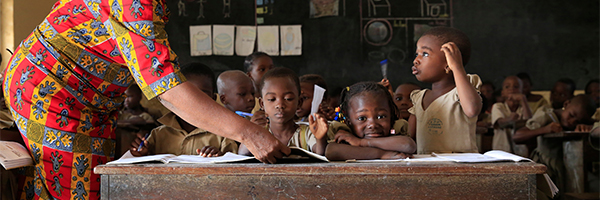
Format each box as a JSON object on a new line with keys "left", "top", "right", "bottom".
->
{"left": 235, "top": 26, "right": 257, "bottom": 56}
{"left": 190, "top": 25, "right": 212, "bottom": 56}
{"left": 280, "top": 25, "right": 302, "bottom": 56}
{"left": 310, "top": 0, "right": 339, "bottom": 18}
{"left": 212, "top": 25, "right": 235, "bottom": 56}
{"left": 257, "top": 26, "right": 279, "bottom": 56}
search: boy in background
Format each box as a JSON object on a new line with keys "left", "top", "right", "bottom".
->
{"left": 217, "top": 70, "right": 267, "bottom": 126}
{"left": 131, "top": 63, "right": 238, "bottom": 157}
{"left": 393, "top": 83, "right": 421, "bottom": 121}
{"left": 550, "top": 78, "right": 575, "bottom": 109}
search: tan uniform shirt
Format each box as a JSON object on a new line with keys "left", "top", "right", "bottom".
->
{"left": 408, "top": 74, "right": 481, "bottom": 154}
{"left": 146, "top": 112, "right": 238, "bottom": 155}
{"left": 491, "top": 102, "right": 529, "bottom": 157}
{"left": 527, "top": 98, "right": 549, "bottom": 115}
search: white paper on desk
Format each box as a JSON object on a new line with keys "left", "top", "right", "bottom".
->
{"left": 351, "top": 154, "right": 446, "bottom": 163}
{"left": 107, "top": 151, "right": 255, "bottom": 165}
{"left": 213, "top": 25, "right": 235, "bottom": 56}
{"left": 257, "top": 26, "right": 279, "bottom": 56}
{"left": 280, "top": 25, "right": 302, "bottom": 56}
{"left": 310, "top": 85, "right": 326, "bottom": 115}
{"left": 432, "top": 150, "right": 532, "bottom": 163}
{"left": 235, "top": 26, "right": 256, "bottom": 56}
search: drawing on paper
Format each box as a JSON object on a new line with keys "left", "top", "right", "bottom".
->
{"left": 310, "top": 0, "right": 339, "bottom": 18}
{"left": 280, "top": 25, "right": 302, "bottom": 56}
{"left": 258, "top": 26, "right": 279, "bottom": 56}
{"left": 190, "top": 25, "right": 212, "bottom": 56}
{"left": 213, "top": 25, "right": 234, "bottom": 56}
{"left": 235, "top": 26, "right": 257, "bottom": 56}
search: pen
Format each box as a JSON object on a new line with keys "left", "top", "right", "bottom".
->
{"left": 137, "top": 133, "right": 149, "bottom": 152}
{"left": 235, "top": 111, "right": 253, "bottom": 117}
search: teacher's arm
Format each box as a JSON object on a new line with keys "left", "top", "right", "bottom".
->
{"left": 158, "top": 82, "right": 290, "bottom": 163}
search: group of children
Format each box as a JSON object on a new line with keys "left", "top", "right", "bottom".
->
{"left": 116, "top": 27, "right": 599, "bottom": 198}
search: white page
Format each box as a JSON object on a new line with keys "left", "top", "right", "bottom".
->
{"left": 212, "top": 25, "right": 235, "bottom": 55}
{"left": 106, "top": 154, "right": 175, "bottom": 165}
{"left": 171, "top": 152, "right": 255, "bottom": 164}
{"left": 235, "top": 26, "right": 256, "bottom": 56}
{"left": 483, "top": 150, "right": 532, "bottom": 162}
{"left": 286, "top": 147, "right": 328, "bottom": 162}
{"left": 257, "top": 25, "right": 279, "bottom": 56}
{"left": 310, "top": 85, "right": 326, "bottom": 115}
{"left": 280, "top": 25, "right": 302, "bottom": 56}
{"left": 190, "top": 25, "right": 212, "bottom": 56}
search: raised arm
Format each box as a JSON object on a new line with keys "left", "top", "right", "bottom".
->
{"left": 159, "top": 82, "right": 290, "bottom": 163}
{"left": 441, "top": 42, "right": 481, "bottom": 118}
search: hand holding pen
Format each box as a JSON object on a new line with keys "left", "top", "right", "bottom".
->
{"left": 130, "top": 133, "right": 150, "bottom": 157}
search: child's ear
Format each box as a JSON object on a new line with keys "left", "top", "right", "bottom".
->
{"left": 219, "top": 94, "right": 227, "bottom": 104}
{"left": 258, "top": 97, "right": 264, "bottom": 109}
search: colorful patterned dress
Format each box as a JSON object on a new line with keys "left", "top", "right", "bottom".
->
{"left": 3, "top": 0, "right": 185, "bottom": 199}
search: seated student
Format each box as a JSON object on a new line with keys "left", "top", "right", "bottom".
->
{"left": 517, "top": 72, "right": 550, "bottom": 112}
{"left": 238, "top": 68, "right": 330, "bottom": 155}
{"left": 116, "top": 85, "right": 157, "bottom": 157}
{"left": 393, "top": 82, "right": 421, "bottom": 121}
{"left": 216, "top": 70, "right": 263, "bottom": 124}
{"left": 491, "top": 76, "right": 532, "bottom": 157}
{"left": 244, "top": 52, "right": 274, "bottom": 114}
{"left": 585, "top": 79, "right": 599, "bottom": 121}
{"left": 325, "top": 82, "right": 416, "bottom": 160}
{"left": 131, "top": 63, "right": 238, "bottom": 157}
{"left": 514, "top": 94, "right": 596, "bottom": 199}
{"left": 407, "top": 27, "right": 482, "bottom": 154}
{"left": 550, "top": 78, "right": 576, "bottom": 110}
{"left": 480, "top": 81, "right": 496, "bottom": 114}
{"left": 296, "top": 74, "right": 335, "bottom": 122}
{"left": 477, "top": 81, "right": 496, "bottom": 132}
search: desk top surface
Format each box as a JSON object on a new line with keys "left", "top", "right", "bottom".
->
{"left": 542, "top": 131, "right": 589, "bottom": 138}
{"left": 95, "top": 161, "right": 546, "bottom": 175}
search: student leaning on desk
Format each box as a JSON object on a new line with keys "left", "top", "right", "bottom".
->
{"left": 3, "top": 0, "right": 289, "bottom": 199}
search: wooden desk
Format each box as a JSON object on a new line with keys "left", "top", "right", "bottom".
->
{"left": 95, "top": 162, "right": 546, "bottom": 199}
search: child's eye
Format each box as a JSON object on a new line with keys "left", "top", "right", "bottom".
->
{"left": 377, "top": 115, "right": 387, "bottom": 119}
{"left": 395, "top": 97, "right": 402, "bottom": 101}
{"left": 422, "top": 52, "right": 429, "bottom": 57}
{"left": 238, "top": 93, "right": 245, "bottom": 96}
{"left": 258, "top": 68, "right": 265, "bottom": 72}
{"left": 285, "top": 97, "right": 295, "bottom": 101}
{"left": 357, "top": 116, "right": 367, "bottom": 121}
{"left": 267, "top": 98, "right": 276, "bottom": 102}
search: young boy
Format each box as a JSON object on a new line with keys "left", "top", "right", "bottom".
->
{"left": 131, "top": 63, "right": 238, "bottom": 157}
{"left": 244, "top": 52, "right": 274, "bottom": 114}
{"left": 407, "top": 27, "right": 482, "bottom": 154}
{"left": 517, "top": 72, "right": 549, "bottom": 112}
{"left": 217, "top": 70, "right": 268, "bottom": 126}
{"left": 296, "top": 74, "right": 334, "bottom": 121}
{"left": 491, "top": 76, "right": 532, "bottom": 157}
{"left": 393, "top": 83, "right": 421, "bottom": 121}
{"left": 116, "top": 85, "right": 156, "bottom": 156}
{"left": 550, "top": 78, "right": 576, "bottom": 109}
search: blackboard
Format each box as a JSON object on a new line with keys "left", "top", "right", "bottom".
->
{"left": 165, "top": 0, "right": 599, "bottom": 92}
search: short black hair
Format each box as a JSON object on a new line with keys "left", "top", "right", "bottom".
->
{"left": 299, "top": 74, "right": 328, "bottom": 97}
{"left": 422, "top": 27, "right": 471, "bottom": 66}
{"left": 244, "top": 52, "right": 271, "bottom": 72}
{"left": 556, "top": 78, "right": 576, "bottom": 94}
{"left": 516, "top": 72, "right": 532, "bottom": 85}
{"left": 180, "top": 62, "right": 216, "bottom": 93}
{"left": 258, "top": 67, "right": 300, "bottom": 97}
{"left": 482, "top": 81, "right": 496, "bottom": 91}
{"left": 570, "top": 94, "right": 597, "bottom": 120}
{"left": 339, "top": 81, "right": 399, "bottom": 125}
{"left": 585, "top": 79, "right": 599, "bottom": 94}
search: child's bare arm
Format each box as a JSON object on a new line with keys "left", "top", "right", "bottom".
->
{"left": 325, "top": 143, "right": 410, "bottom": 161}
{"left": 408, "top": 114, "right": 417, "bottom": 140}
{"left": 309, "top": 113, "right": 329, "bottom": 155}
{"left": 237, "top": 143, "right": 252, "bottom": 156}
{"left": 511, "top": 93, "right": 532, "bottom": 119}
{"left": 334, "top": 131, "right": 416, "bottom": 153}
{"left": 494, "top": 113, "right": 520, "bottom": 128}
{"left": 442, "top": 42, "right": 482, "bottom": 118}
{"left": 513, "top": 122, "right": 562, "bottom": 143}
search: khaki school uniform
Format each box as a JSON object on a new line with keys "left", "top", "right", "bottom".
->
{"left": 491, "top": 102, "right": 529, "bottom": 157}
{"left": 408, "top": 74, "right": 482, "bottom": 154}
{"left": 527, "top": 98, "right": 549, "bottom": 116}
{"left": 146, "top": 112, "right": 238, "bottom": 155}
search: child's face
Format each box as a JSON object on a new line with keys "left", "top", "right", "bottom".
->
{"left": 412, "top": 35, "right": 447, "bottom": 82}
{"left": 248, "top": 56, "right": 274, "bottom": 84}
{"left": 551, "top": 82, "right": 573, "bottom": 109}
{"left": 394, "top": 84, "right": 420, "bottom": 120}
{"left": 502, "top": 77, "right": 522, "bottom": 107}
{"left": 587, "top": 82, "right": 600, "bottom": 106}
{"left": 124, "top": 88, "right": 141, "bottom": 109}
{"left": 296, "top": 82, "right": 314, "bottom": 118}
{"left": 559, "top": 103, "right": 588, "bottom": 130}
{"left": 223, "top": 80, "right": 256, "bottom": 113}
{"left": 260, "top": 77, "right": 300, "bottom": 124}
{"left": 480, "top": 84, "right": 495, "bottom": 102}
{"left": 187, "top": 74, "right": 215, "bottom": 100}
{"left": 347, "top": 93, "right": 392, "bottom": 139}
{"left": 521, "top": 78, "right": 532, "bottom": 95}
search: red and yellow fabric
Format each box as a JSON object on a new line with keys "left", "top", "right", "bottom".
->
{"left": 3, "top": 0, "right": 185, "bottom": 199}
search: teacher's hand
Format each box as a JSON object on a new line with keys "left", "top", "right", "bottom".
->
{"left": 243, "top": 127, "right": 291, "bottom": 164}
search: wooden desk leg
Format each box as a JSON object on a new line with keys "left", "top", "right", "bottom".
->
{"left": 563, "top": 140, "right": 584, "bottom": 193}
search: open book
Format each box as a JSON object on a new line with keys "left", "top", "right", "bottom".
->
{"left": 0, "top": 141, "right": 33, "bottom": 170}
{"left": 107, "top": 147, "right": 328, "bottom": 165}
{"left": 432, "top": 150, "right": 532, "bottom": 163}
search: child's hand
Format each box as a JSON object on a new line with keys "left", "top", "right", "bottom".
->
{"left": 507, "top": 93, "right": 526, "bottom": 103}
{"left": 250, "top": 110, "right": 268, "bottom": 127}
{"left": 575, "top": 124, "right": 593, "bottom": 132}
{"left": 318, "top": 103, "right": 336, "bottom": 121}
{"left": 544, "top": 122, "right": 563, "bottom": 133}
{"left": 130, "top": 133, "right": 149, "bottom": 157}
{"left": 507, "top": 112, "right": 520, "bottom": 122}
{"left": 309, "top": 113, "right": 328, "bottom": 140}
{"left": 441, "top": 42, "right": 463, "bottom": 73}
{"left": 197, "top": 146, "right": 223, "bottom": 157}
{"left": 334, "top": 130, "right": 361, "bottom": 146}
{"left": 379, "top": 78, "right": 394, "bottom": 95}
{"left": 381, "top": 151, "right": 411, "bottom": 160}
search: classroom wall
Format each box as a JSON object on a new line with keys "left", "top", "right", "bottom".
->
{"left": 0, "top": 0, "right": 55, "bottom": 72}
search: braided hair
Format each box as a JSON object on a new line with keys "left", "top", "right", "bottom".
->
{"left": 338, "top": 81, "right": 399, "bottom": 125}
{"left": 243, "top": 52, "right": 271, "bottom": 72}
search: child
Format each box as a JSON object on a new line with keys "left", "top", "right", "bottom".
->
{"left": 296, "top": 74, "right": 335, "bottom": 121}
{"left": 244, "top": 52, "right": 274, "bottom": 114}
{"left": 517, "top": 72, "right": 549, "bottom": 112}
{"left": 491, "top": 76, "right": 532, "bottom": 157}
{"left": 393, "top": 82, "right": 421, "bottom": 120}
{"left": 217, "top": 70, "right": 256, "bottom": 114}
{"left": 585, "top": 79, "right": 599, "bottom": 121}
{"left": 480, "top": 81, "right": 496, "bottom": 113}
{"left": 515, "top": 94, "right": 596, "bottom": 198}
{"left": 116, "top": 85, "right": 156, "bottom": 156}
{"left": 325, "top": 82, "right": 417, "bottom": 160}
{"left": 407, "top": 27, "right": 482, "bottom": 154}
{"left": 238, "top": 68, "right": 329, "bottom": 155}
{"left": 550, "top": 78, "right": 575, "bottom": 109}
{"left": 131, "top": 63, "right": 238, "bottom": 157}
